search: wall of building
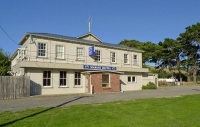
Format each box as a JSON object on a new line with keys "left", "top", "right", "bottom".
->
{"left": 26, "top": 68, "right": 87, "bottom": 95}
{"left": 90, "top": 72, "right": 120, "bottom": 93}
{"left": 24, "top": 37, "right": 142, "bottom": 68}
{"left": 120, "top": 72, "right": 143, "bottom": 91}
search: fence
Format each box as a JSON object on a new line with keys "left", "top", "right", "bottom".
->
{"left": 0, "top": 76, "right": 30, "bottom": 99}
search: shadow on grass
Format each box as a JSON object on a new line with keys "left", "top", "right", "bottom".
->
{"left": 0, "top": 96, "right": 92, "bottom": 127}
{"left": 192, "top": 89, "right": 200, "bottom": 91}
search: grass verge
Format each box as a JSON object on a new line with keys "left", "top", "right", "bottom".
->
{"left": 0, "top": 94, "right": 200, "bottom": 127}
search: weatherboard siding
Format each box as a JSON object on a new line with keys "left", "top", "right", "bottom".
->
{"left": 27, "top": 68, "right": 86, "bottom": 95}
{"left": 120, "top": 72, "right": 143, "bottom": 91}
{"left": 24, "top": 38, "right": 142, "bottom": 68}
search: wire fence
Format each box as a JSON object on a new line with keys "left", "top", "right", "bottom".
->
{"left": 0, "top": 76, "right": 30, "bottom": 99}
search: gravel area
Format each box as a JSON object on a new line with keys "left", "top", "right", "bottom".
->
{"left": 0, "top": 86, "right": 200, "bottom": 113}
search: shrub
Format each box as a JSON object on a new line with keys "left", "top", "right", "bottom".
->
{"left": 142, "top": 82, "right": 157, "bottom": 90}
{"left": 158, "top": 81, "right": 170, "bottom": 86}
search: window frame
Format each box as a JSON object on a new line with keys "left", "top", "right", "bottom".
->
{"left": 110, "top": 52, "right": 116, "bottom": 63}
{"left": 102, "top": 73, "right": 110, "bottom": 87}
{"left": 56, "top": 45, "right": 65, "bottom": 59}
{"left": 18, "top": 48, "right": 26, "bottom": 59}
{"left": 127, "top": 76, "right": 136, "bottom": 83}
{"left": 43, "top": 71, "right": 51, "bottom": 87}
{"left": 124, "top": 53, "right": 129, "bottom": 64}
{"left": 37, "top": 42, "right": 47, "bottom": 57}
{"left": 76, "top": 47, "right": 84, "bottom": 60}
{"left": 74, "top": 72, "right": 81, "bottom": 86}
{"left": 133, "top": 55, "right": 138, "bottom": 65}
{"left": 59, "top": 71, "right": 67, "bottom": 87}
{"left": 95, "top": 49, "right": 101, "bottom": 62}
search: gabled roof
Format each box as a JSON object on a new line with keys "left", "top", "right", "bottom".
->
{"left": 18, "top": 32, "right": 144, "bottom": 53}
{"left": 76, "top": 32, "right": 102, "bottom": 42}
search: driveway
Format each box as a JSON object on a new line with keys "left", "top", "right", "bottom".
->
{"left": 0, "top": 86, "right": 200, "bottom": 113}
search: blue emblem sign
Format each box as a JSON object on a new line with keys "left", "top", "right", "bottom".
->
{"left": 89, "top": 46, "right": 95, "bottom": 56}
{"left": 83, "top": 65, "right": 117, "bottom": 70}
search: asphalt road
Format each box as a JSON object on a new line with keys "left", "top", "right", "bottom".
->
{"left": 0, "top": 86, "right": 200, "bottom": 113}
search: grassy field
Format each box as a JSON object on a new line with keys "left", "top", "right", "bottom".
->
{"left": 1, "top": 94, "right": 200, "bottom": 127}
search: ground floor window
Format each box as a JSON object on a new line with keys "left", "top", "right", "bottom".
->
{"left": 75, "top": 72, "right": 81, "bottom": 86}
{"left": 102, "top": 73, "right": 110, "bottom": 87}
{"left": 43, "top": 71, "right": 51, "bottom": 86}
{"left": 128, "top": 76, "right": 136, "bottom": 83}
{"left": 60, "top": 71, "right": 67, "bottom": 86}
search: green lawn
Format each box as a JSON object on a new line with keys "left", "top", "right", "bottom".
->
{"left": 1, "top": 94, "right": 200, "bottom": 127}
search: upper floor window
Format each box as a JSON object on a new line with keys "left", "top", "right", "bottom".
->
{"left": 56, "top": 45, "right": 64, "bottom": 59}
{"left": 38, "top": 43, "right": 46, "bottom": 57}
{"left": 95, "top": 50, "right": 101, "bottom": 62}
{"left": 133, "top": 55, "right": 138, "bottom": 65}
{"left": 18, "top": 48, "right": 26, "bottom": 59}
{"left": 110, "top": 52, "right": 116, "bottom": 63}
{"left": 124, "top": 54, "right": 129, "bottom": 64}
{"left": 77, "top": 47, "right": 84, "bottom": 60}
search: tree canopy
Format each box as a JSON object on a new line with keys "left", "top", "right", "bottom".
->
{"left": 119, "top": 22, "right": 200, "bottom": 83}
{"left": 0, "top": 48, "right": 10, "bottom": 76}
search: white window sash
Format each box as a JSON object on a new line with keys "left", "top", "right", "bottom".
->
{"left": 56, "top": 45, "right": 64, "bottom": 59}
{"left": 38, "top": 43, "right": 46, "bottom": 57}
{"left": 128, "top": 76, "right": 136, "bottom": 83}
{"left": 124, "top": 54, "right": 129, "bottom": 64}
{"left": 133, "top": 55, "right": 138, "bottom": 65}
{"left": 111, "top": 52, "right": 116, "bottom": 63}
{"left": 77, "top": 48, "right": 84, "bottom": 60}
{"left": 95, "top": 50, "right": 101, "bottom": 62}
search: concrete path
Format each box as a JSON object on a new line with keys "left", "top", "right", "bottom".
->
{"left": 0, "top": 86, "right": 200, "bottom": 113}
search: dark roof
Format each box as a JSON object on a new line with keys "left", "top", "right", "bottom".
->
{"left": 23, "top": 32, "right": 143, "bottom": 52}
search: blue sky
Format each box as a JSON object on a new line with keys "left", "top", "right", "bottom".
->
{"left": 0, "top": 0, "right": 200, "bottom": 55}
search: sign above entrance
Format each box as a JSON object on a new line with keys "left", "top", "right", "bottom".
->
{"left": 83, "top": 65, "right": 117, "bottom": 71}
{"left": 89, "top": 46, "right": 95, "bottom": 56}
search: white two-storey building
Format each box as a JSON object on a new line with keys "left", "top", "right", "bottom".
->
{"left": 11, "top": 32, "right": 157, "bottom": 95}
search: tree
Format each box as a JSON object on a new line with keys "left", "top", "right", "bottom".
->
{"left": 0, "top": 48, "right": 10, "bottom": 76}
{"left": 158, "top": 38, "right": 184, "bottom": 82}
{"left": 119, "top": 40, "right": 163, "bottom": 65}
{"left": 178, "top": 22, "right": 200, "bottom": 82}
{"left": 140, "top": 41, "right": 163, "bottom": 65}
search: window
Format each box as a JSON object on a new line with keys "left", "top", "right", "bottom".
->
{"left": 60, "top": 71, "right": 67, "bottom": 86}
{"left": 133, "top": 55, "right": 138, "bottom": 65}
{"left": 43, "top": 71, "right": 51, "bottom": 86}
{"left": 127, "top": 76, "right": 136, "bottom": 83}
{"left": 110, "top": 52, "right": 116, "bottom": 63}
{"left": 77, "top": 48, "right": 84, "bottom": 60}
{"left": 38, "top": 43, "right": 46, "bottom": 57}
{"left": 56, "top": 45, "right": 64, "bottom": 59}
{"left": 102, "top": 73, "right": 110, "bottom": 87}
{"left": 74, "top": 72, "right": 81, "bottom": 86}
{"left": 95, "top": 50, "right": 101, "bottom": 62}
{"left": 18, "top": 48, "right": 26, "bottom": 59}
{"left": 124, "top": 54, "right": 129, "bottom": 64}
